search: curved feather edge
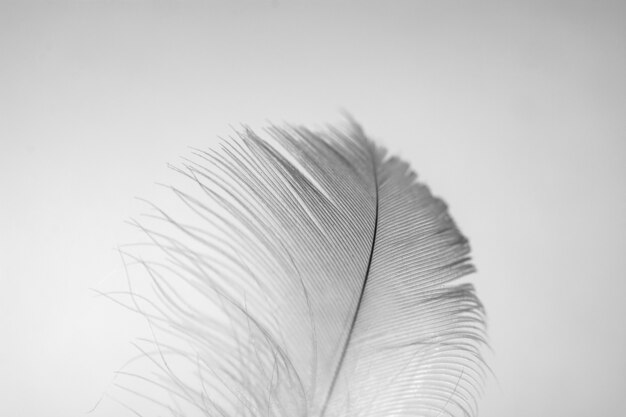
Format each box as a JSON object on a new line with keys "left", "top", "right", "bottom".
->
{"left": 107, "top": 121, "right": 488, "bottom": 417}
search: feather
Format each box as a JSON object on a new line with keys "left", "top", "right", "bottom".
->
{"left": 110, "top": 121, "right": 487, "bottom": 417}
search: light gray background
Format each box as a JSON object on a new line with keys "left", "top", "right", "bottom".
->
{"left": 1, "top": 1, "right": 625, "bottom": 416}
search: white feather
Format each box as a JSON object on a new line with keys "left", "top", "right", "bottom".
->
{"left": 108, "top": 121, "right": 487, "bottom": 417}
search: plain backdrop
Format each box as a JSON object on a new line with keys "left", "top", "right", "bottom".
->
{"left": 1, "top": 1, "right": 625, "bottom": 416}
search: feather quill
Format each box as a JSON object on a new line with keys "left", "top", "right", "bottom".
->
{"left": 111, "top": 121, "right": 487, "bottom": 417}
